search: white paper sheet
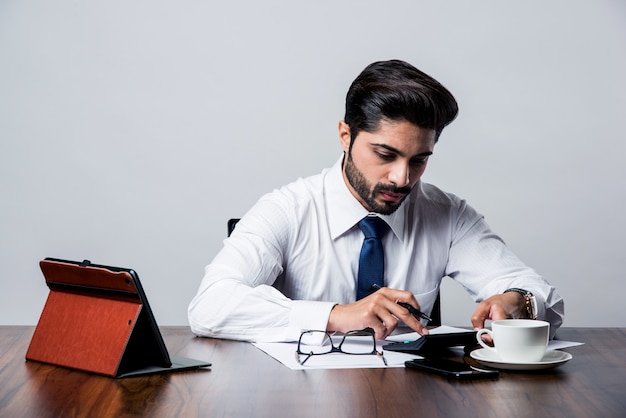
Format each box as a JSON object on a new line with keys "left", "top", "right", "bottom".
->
{"left": 252, "top": 325, "right": 584, "bottom": 370}
{"left": 254, "top": 338, "right": 417, "bottom": 370}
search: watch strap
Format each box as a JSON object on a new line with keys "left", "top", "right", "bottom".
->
{"left": 504, "top": 288, "right": 538, "bottom": 320}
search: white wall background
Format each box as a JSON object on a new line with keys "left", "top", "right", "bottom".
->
{"left": 1, "top": 1, "right": 625, "bottom": 328}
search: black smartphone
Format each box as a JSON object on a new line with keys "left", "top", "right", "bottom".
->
{"left": 405, "top": 358, "right": 499, "bottom": 380}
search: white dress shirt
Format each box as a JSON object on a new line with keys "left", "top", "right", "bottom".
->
{"left": 188, "top": 157, "right": 564, "bottom": 342}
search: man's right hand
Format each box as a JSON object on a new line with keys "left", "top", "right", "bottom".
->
{"left": 326, "top": 287, "right": 429, "bottom": 340}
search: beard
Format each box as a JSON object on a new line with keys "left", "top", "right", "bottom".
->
{"left": 343, "top": 153, "right": 412, "bottom": 215}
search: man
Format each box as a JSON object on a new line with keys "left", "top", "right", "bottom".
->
{"left": 188, "top": 60, "right": 564, "bottom": 342}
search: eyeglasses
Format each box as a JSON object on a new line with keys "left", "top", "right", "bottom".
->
{"left": 296, "top": 328, "right": 387, "bottom": 366}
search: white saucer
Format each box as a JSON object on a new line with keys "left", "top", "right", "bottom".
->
{"left": 470, "top": 349, "right": 572, "bottom": 371}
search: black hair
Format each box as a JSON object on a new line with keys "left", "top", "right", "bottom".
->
{"left": 344, "top": 60, "right": 458, "bottom": 143}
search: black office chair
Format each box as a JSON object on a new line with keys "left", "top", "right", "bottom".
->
{"left": 227, "top": 218, "right": 441, "bottom": 326}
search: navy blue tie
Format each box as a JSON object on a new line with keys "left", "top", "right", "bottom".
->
{"left": 356, "top": 216, "right": 390, "bottom": 300}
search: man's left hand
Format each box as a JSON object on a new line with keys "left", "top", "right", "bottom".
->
{"left": 470, "top": 291, "right": 526, "bottom": 332}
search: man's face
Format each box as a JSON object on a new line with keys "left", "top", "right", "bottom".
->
{"left": 339, "top": 119, "right": 436, "bottom": 215}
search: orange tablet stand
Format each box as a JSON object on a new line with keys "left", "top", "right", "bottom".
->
{"left": 26, "top": 259, "right": 209, "bottom": 377}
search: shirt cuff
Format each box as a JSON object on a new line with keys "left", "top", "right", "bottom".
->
{"left": 534, "top": 293, "right": 547, "bottom": 323}
{"left": 289, "top": 300, "right": 336, "bottom": 341}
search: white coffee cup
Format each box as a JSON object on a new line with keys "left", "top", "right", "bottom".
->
{"left": 476, "top": 319, "right": 550, "bottom": 363}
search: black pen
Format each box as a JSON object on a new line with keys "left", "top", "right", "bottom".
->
{"left": 368, "top": 284, "right": 432, "bottom": 322}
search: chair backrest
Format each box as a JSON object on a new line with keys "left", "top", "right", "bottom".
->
{"left": 226, "top": 218, "right": 441, "bottom": 326}
{"left": 227, "top": 218, "right": 239, "bottom": 237}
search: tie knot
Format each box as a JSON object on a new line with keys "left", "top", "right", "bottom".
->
{"left": 358, "top": 216, "right": 389, "bottom": 239}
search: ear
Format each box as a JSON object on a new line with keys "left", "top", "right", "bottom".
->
{"left": 338, "top": 120, "right": 351, "bottom": 153}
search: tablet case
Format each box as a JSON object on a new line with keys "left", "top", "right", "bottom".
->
{"left": 26, "top": 258, "right": 211, "bottom": 378}
{"left": 383, "top": 331, "right": 478, "bottom": 356}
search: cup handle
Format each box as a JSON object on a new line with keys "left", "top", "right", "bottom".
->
{"left": 476, "top": 328, "right": 495, "bottom": 351}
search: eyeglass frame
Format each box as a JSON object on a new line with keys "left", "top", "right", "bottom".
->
{"left": 295, "top": 327, "right": 387, "bottom": 366}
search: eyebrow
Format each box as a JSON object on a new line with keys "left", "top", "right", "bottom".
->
{"left": 373, "top": 143, "right": 434, "bottom": 159}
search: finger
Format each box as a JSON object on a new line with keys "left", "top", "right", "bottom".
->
{"left": 373, "top": 289, "right": 429, "bottom": 335}
{"left": 371, "top": 287, "right": 425, "bottom": 320}
{"left": 480, "top": 333, "right": 494, "bottom": 345}
{"left": 368, "top": 318, "right": 389, "bottom": 340}
{"left": 366, "top": 295, "right": 422, "bottom": 339}
{"left": 489, "top": 303, "right": 508, "bottom": 321}
{"left": 372, "top": 310, "right": 398, "bottom": 339}
{"left": 405, "top": 313, "right": 429, "bottom": 335}
{"left": 351, "top": 296, "right": 392, "bottom": 339}
{"left": 472, "top": 299, "right": 508, "bottom": 329}
{"left": 470, "top": 301, "right": 491, "bottom": 330}
{"left": 378, "top": 287, "right": 422, "bottom": 309}
{"left": 386, "top": 302, "right": 429, "bottom": 335}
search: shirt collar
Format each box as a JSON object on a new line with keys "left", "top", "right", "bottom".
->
{"left": 325, "top": 155, "right": 411, "bottom": 242}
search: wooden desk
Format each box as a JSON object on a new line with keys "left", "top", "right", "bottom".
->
{"left": 1, "top": 327, "right": 624, "bottom": 417}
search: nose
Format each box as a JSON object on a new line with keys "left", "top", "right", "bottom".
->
{"left": 388, "top": 161, "right": 410, "bottom": 187}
